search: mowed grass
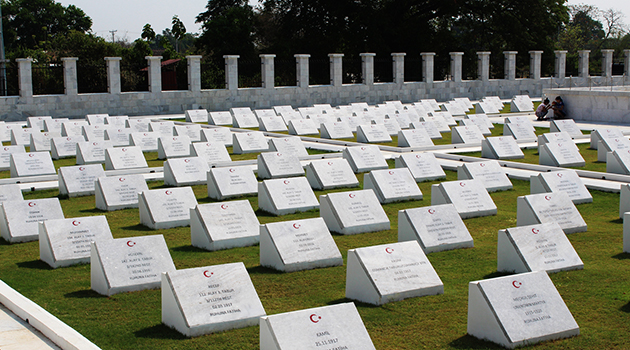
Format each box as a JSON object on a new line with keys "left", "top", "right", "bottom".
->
{"left": 0, "top": 150, "right": 629, "bottom": 349}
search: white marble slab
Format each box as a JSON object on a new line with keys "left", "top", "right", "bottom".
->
{"left": 320, "top": 122, "right": 354, "bottom": 139}
{"left": 190, "top": 142, "right": 231, "bottom": 164}
{"left": 305, "top": 158, "right": 359, "bottom": 190}
{"left": 467, "top": 271, "right": 579, "bottom": 348}
{"left": 30, "top": 131, "right": 61, "bottom": 152}
{"left": 0, "top": 198, "right": 64, "bottom": 243}
{"left": 395, "top": 152, "right": 446, "bottom": 182}
{"left": 398, "top": 203, "right": 473, "bottom": 253}
{"left": 91, "top": 234, "right": 176, "bottom": 296}
{"left": 0, "top": 145, "right": 25, "bottom": 171}
{"left": 104, "top": 128, "right": 132, "bottom": 147}
{"left": 185, "top": 109, "right": 209, "bottom": 123}
{"left": 257, "top": 152, "right": 305, "bottom": 180}
{"left": 597, "top": 136, "right": 630, "bottom": 162}
{"left": 260, "top": 217, "right": 342, "bottom": 272}
{"left": 10, "top": 152, "right": 56, "bottom": 177}
{"left": 27, "top": 116, "right": 52, "bottom": 130}
{"left": 363, "top": 168, "right": 423, "bottom": 203}
{"left": 0, "top": 123, "right": 24, "bottom": 142}
{"left": 452, "top": 125, "right": 485, "bottom": 144}
{"left": 0, "top": 184, "right": 23, "bottom": 203}
{"left": 129, "top": 132, "right": 160, "bottom": 152}
{"left": 163, "top": 157, "right": 210, "bottom": 186}
{"left": 157, "top": 136, "right": 192, "bottom": 159}
{"left": 530, "top": 170, "right": 592, "bottom": 204}
{"left": 460, "top": 119, "right": 491, "bottom": 136}
{"left": 161, "top": 262, "right": 265, "bottom": 336}
{"left": 126, "top": 118, "right": 151, "bottom": 132}
{"left": 590, "top": 128, "right": 623, "bottom": 149}
{"left": 258, "top": 177, "right": 319, "bottom": 215}
{"left": 607, "top": 149, "right": 630, "bottom": 175}
{"left": 356, "top": 124, "right": 392, "bottom": 143}
{"left": 458, "top": 160, "right": 513, "bottom": 192}
{"left": 516, "top": 192, "right": 587, "bottom": 234}
{"left": 342, "top": 145, "right": 388, "bottom": 173}
{"left": 148, "top": 121, "right": 175, "bottom": 137}
{"left": 104, "top": 116, "right": 128, "bottom": 128}
{"left": 138, "top": 187, "right": 199, "bottom": 229}
{"left": 503, "top": 123, "right": 537, "bottom": 142}
{"left": 51, "top": 136, "right": 84, "bottom": 159}
{"left": 208, "top": 111, "right": 234, "bottom": 126}
{"left": 61, "top": 120, "right": 89, "bottom": 137}
{"left": 85, "top": 114, "right": 108, "bottom": 125}
{"left": 505, "top": 116, "right": 535, "bottom": 131}
{"left": 397, "top": 129, "right": 434, "bottom": 147}
{"left": 104, "top": 146, "right": 148, "bottom": 170}
{"left": 95, "top": 174, "right": 149, "bottom": 211}
{"left": 537, "top": 132, "right": 578, "bottom": 150}
{"left": 200, "top": 127, "right": 233, "bottom": 147}
{"left": 58, "top": 164, "right": 105, "bottom": 197}
{"left": 39, "top": 216, "right": 113, "bottom": 268}
{"left": 232, "top": 112, "right": 259, "bottom": 128}
{"left": 233, "top": 132, "right": 269, "bottom": 154}
{"left": 82, "top": 124, "right": 110, "bottom": 141}
{"left": 259, "top": 116, "right": 288, "bottom": 132}
{"left": 174, "top": 124, "right": 202, "bottom": 142}
{"left": 191, "top": 200, "right": 260, "bottom": 251}
{"left": 268, "top": 137, "right": 308, "bottom": 158}
{"left": 409, "top": 121, "right": 442, "bottom": 139}
{"left": 207, "top": 166, "right": 258, "bottom": 200}
{"left": 550, "top": 119, "right": 583, "bottom": 138}
{"left": 431, "top": 179, "right": 497, "bottom": 219}
{"left": 346, "top": 240, "right": 443, "bottom": 305}
{"left": 319, "top": 189, "right": 389, "bottom": 235}
{"left": 538, "top": 142, "right": 585, "bottom": 167}
{"left": 497, "top": 222, "right": 583, "bottom": 274}
{"left": 76, "top": 140, "right": 114, "bottom": 165}
{"left": 481, "top": 136, "right": 524, "bottom": 160}
{"left": 11, "top": 128, "right": 38, "bottom": 146}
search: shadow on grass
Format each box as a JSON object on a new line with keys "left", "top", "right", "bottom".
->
{"left": 254, "top": 209, "right": 277, "bottom": 218}
{"left": 172, "top": 245, "right": 208, "bottom": 253}
{"left": 610, "top": 218, "right": 623, "bottom": 224}
{"left": 16, "top": 260, "right": 52, "bottom": 270}
{"left": 612, "top": 252, "right": 630, "bottom": 260}
{"left": 120, "top": 223, "right": 154, "bottom": 232}
{"left": 80, "top": 208, "right": 106, "bottom": 214}
{"left": 247, "top": 265, "right": 284, "bottom": 275}
{"left": 449, "top": 334, "right": 503, "bottom": 349}
{"left": 483, "top": 271, "right": 513, "bottom": 279}
{"left": 64, "top": 289, "right": 108, "bottom": 299}
{"left": 134, "top": 323, "right": 187, "bottom": 340}
{"left": 620, "top": 301, "right": 630, "bottom": 313}
{"left": 326, "top": 298, "right": 381, "bottom": 309}
{"left": 0, "top": 237, "right": 10, "bottom": 245}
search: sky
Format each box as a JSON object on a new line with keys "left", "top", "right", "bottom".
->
{"left": 58, "top": 0, "right": 629, "bottom": 43}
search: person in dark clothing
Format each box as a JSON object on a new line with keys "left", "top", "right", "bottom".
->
{"left": 551, "top": 96, "right": 566, "bottom": 119}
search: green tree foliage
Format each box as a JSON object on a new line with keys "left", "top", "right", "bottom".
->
{"left": 141, "top": 24, "right": 156, "bottom": 43}
{"left": 1, "top": 0, "right": 92, "bottom": 52}
{"left": 171, "top": 15, "right": 186, "bottom": 52}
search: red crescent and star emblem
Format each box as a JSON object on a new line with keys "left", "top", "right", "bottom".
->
{"left": 310, "top": 314, "right": 321, "bottom": 323}
{"left": 119, "top": 177, "right": 125, "bottom": 182}
{"left": 480, "top": 163, "right": 486, "bottom": 167}
{"left": 29, "top": 154, "right": 34, "bottom": 157}
{"left": 459, "top": 182, "right": 466, "bottom": 187}
{"left": 79, "top": 167, "right": 85, "bottom": 171}
{"left": 557, "top": 173, "right": 563, "bottom": 178}
{"left": 203, "top": 270, "right": 213, "bottom": 278}
{"left": 284, "top": 180, "right": 290, "bottom": 185}
{"left": 121, "top": 148, "right": 127, "bottom": 152}
{"left": 545, "top": 195, "right": 552, "bottom": 201}
{"left": 221, "top": 204, "right": 228, "bottom": 210}
{"left": 28, "top": 202, "right": 36, "bottom": 207}
{"left": 165, "top": 190, "right": 172, "bottom": 195}
{"left": 428, "top": 209, "right": 436, "bottom": 214}
{"left": 512, "top": 280, "right": 522, "bottom": 288}
{"left": 293, "top": 223, "right": 301, "bottom": 229}
{"left": 328, "top": 161, "right": 333, "bottom": 166}
{"left": 532, "top": 228, "right": 540, "bottom": 234}
{"left": 229, "top": 168, "right": 236, "bottom": 173}
{"left": 72, "top": 220, "right": 80, "bottom": 226}
{"left": 385, "top": 247, "right": 394, "bottom": 254}
{"left": 127, "top": 240, "right": 136, "bottom": 247}
{"left": 349, "top": 193, "right": 356, "bottom": 198}
{"left": 277, "top": 153, "right": 282, "bottom": 156}
{"left": 184, "top": 159, "right": 191, "bottom": 163}
{"left": 389, "top": 171, "right": 394, "bottom": 175}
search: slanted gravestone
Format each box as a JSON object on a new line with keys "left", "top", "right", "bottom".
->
{"left": 190, "top": 200, "right": 260, "bottom": 251}
{"left": 11, "top": 128, "right": 38, "bottom": 146}
{"left": 503, "top": 123, "right": 537, "bottom": 142}
{"left": 356, "top": 124, "right": 392, "bottom": 143}
{"left": 61, "top": 120, "right": 89, "bottom": 137}
{"left": 268, "top": 137, "right": 309, "bottom": 158}
{"left": 190, "top": 142, "right": 231, "bottom": 164}
{"left": 161, "top": 262, "right": 266, "bottom": 336}
{"left": 305, "top": 158, "right": 359, "bottom": 190}
{"left": 207, "top": 166, "right": 258, "bottom": 200}
{"left": 200, "top": 127, "right": 233, "bottom": 146}
{"left": 30, "top": 131, "right": 61, "bottom": 152}
{"left": 260, "top": 217, "right": 342, "bottom": 272}
{"left": 104, "top": 146, "right": 148, "bottom": 170}
{"left": 538, "top": 142, "right": 585, "bottom": 167}
{"left": 129, "top": 132, "right": 160, "bottom": 152}
{"left": 58, "top": 164, "right": 105, "bottom": 197}
{"left": 516, "top": 192, "right": 587, "bottom": 234}
{"left": 320, "top": 121, "right": 354, "bottom": 139}
{"left": 232, "top": 132, "right": 269, "bottom": 154}
{"left": 149, "top": 121, "right": 175, "bottom": 137}
{"left": 76, "top": 140, "right": 114, "bottom": 165}
{"left": 163, "top": 157, "right": 210, "bottom": 186}
{"left": 363, "top": 168, "right": 423, "bottom": 203}
{"left": 95, "top": 174, "right": 149, "bottom": 211}
{"left": 451, "top": 125, "right": 485, "bottom": 144}
{"left": 258, "top": 177, "right": 319, "bottom": 215}
{"left": 0, "top": 124, "right": 24, "bottom": 142}
{"left": 319, "top": 189, "right": 389, "bottom": 235}
{"left": 409, "top": 121, "right": 442, "bottom": 139}
{"left": 85, "top": 114, "right": 108, "bottom": 125}
{"left": 537, "top": 132, "right": 578, "bottom": 150}
{"left": 550, "top": 119, "right": 583, "bottom": 138}
{"left": 395, "top": 153, "right": 446, "bottom": 182}
{"left": 597, "top": 136, "right": 630, "bottom": 162}
{"left": 460, "top": 119, "right": 491, "bottom": 136}
{"left": 397, "top": 129, "right": 434, "bottom": 147}
{"left": 497, "top": 222, "right": 583, "bottom": 274}
{"left": 288, "top": 119, "right": 319, "bottom": 136}
{"left": 431, "top": 179, "right": 497, "bottom": 219}
{"left": 104, "top": 115, "right": 129, "bottom": 128}
{"left": 126, "top": 118, "right": 151, "bottom": 132}
{"left": 157, "top": 135, "right": 192, "bottom": 159}
{"left": 398, "top": 203, "right": 473, "bottom": 253}
{"left": 51, "top": 136, "right": 84, "bottom": 159}
{"left": 104, "top": 128, "right": 132, "bottom": 147}
{"left": 346, "top": 240, "right": 443, "bottom": 305}
{"left": 607, "top": 149, "right": 630, "bottom": 175}
{"left": 0, "top": 198, "right": 65, "bottom": 243}
{"left": 91, "top": 234, "right": 176, "bottom": 296}
{"left": 0, "top": 184, "right": 23, "bottom": 203}
{"left": 26, "top": 116, "right": 52, "bottom": 130}
{"left": 174, "top": 124, "right": 202, "bottom": 142}
{"left": 82, "top": 124, "right": 110, "bottom": 141}
{"left": 208, "top": 111, "right": 233, "bottom": 126}
{"left": 481, "top": 136, "right": 524, "bottom": 160}
{"left": 0, "top": 145, "right": 25, "bottom": 171}
{"left": 458, "top": 160, "right": 513, "bottom": 192}
{"left": 138, "top": 187, "right": 199, "bottom": 229}
{"left": 259, "top": 116, "right": 288, "bottom": 132}
{"left": 467, "top": 271, "right": 579, "bottom": 348}
{"left": 185, "top": 109, "right": 209, "bottom": 123}
{"left": 590, "top": 128, "right": 623, "bottom": 149}
{"left": 10, "top": 152, "right": 56, "bottom": 177}
{"left": 342, "top": 145, "right": 388, "bottom": 173}
{"left": 39, "top": 216, "right": 113, "bottom": 268}
{"left": 530, "top": 170, "right": 592, "bottom": 204}
{"left": 257, "top": 152, "right": 305, "bottom": 180}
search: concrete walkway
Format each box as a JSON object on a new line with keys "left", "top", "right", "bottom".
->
{"left": 0, "top": 304, "right": 61, "bottom": 350}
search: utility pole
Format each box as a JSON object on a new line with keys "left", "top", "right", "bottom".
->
{"left": 0, "top": 4, "right": 7, "bottom": 96}
{"left": 109, "top": 30, "right": 117, "bottom": 43}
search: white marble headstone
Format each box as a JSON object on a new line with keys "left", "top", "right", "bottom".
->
{"left": 51, "top": 136, "right": 84, "bottom": 159}
{"left": 185, "top": 109, "right": 209, "bottom": 123}
{"left": 397, "top": 129, "right": 434, "bottom": 147}
{"left": 530, "top": 170, "right": 592, "bottom": 204}
{"left": 126, "top": 118, "right": 151, "bottom": 132}
{"left": 538, "top": 142, "right": 585, "bottom": 167}
{"left": 148, "top": 121, "right": 175, "bottom": 137}
{"left": 460, "top": 119, "right": 491, "bottom": 136}
{"left": 516, "top": 192, "right": 587, "bottom": 233}
{"left": 30, "top": 131, "right": 61, "bottom": 152}
{"left": 451, "top": 125, "right": 485, "bottom": 144}
{"left": 26, "top": 116, "right": 52, "bottom": 130}
{"left": 61, "top": 120, "right": 89, "bottom": 137}
{"left": 161, "top": 262, "right": 266, "bottom": 336}
{"left": 190, "top": 142, "right": 231, "bottom": 164}
{"left": 104, "top": 146, "right": 148, "bottom": 170}
{"left": 458, "top": 160, "right": 513, "bottom": 192}
{"left": 319, "top": 189, "right": 389, "bottom": 235}
{"left": 0, "top": 124, "right": 24, "bottom": 142}
{"left": 39, "top": 216, "right": 113, "bottom": 268}
{"left": 82, "top": 124, "right": 110, "bottom": 141}
{"left": 129, "top": 132, "right": 160, "bottom": 152}
{"left": 138, "top": 187, "right": 199, "bottom": 229}
{"left": 607, "top": 149, "right": 630, "bottom": 175}
{"left": 174, "top": 124, "right": 202, "bottom": 142}
{"left": 260, "top": 217, "right": 342, "bottom": 272}
{"left": 58, "top": 164, "right": 105, "bottom": 197}
{"left": 305, "top": 158, "right": 359, "bottom": 190}
{"left": 410, "top": 121, "right": 442, "bottom": 139}
{"left": 104, "top": 128, "right": 132, "bottom": 147}
{"left": 431, "top": 179, "right": 497, "bottom": 219}
{"left": 0, "top": 184, "right": 23, "bottom": 204}
{"left": 11, "top": 128, "right": 38, "bottom": 146}
{"left": 503, "top": 123, "right": 537, "bottom": 142}
{"left": 257, "top": 152, "right": 305, "bottom": 179}
{"left": 320, "top": 122, "right": 354, "bottom": 139}
{"left": 190, "top": 200, "right": 260, "bottom": 251}
{"left": 157, "top": 136, "right": 192, "bottom": 159}
{"left": 342, "top": 145, "right": 388, "bottom": 173}
{"left": 597, "top": 136, "right": 630, "bottom": 162}
{"left": 398, "top": 203, "right": 473, "bottom": 253}
{"left": 363, "top": 168, "right": 423, "bottom": 203}
{"left": 208, "top": 111, "right": 233, "bottom": 126}
{"left": 76, "top": 140, "right": 114, "bottom": 165}
{"left": 232, "top": 132, "right": 269, "bottom": 154}
{"left": 550, "top": 119, "right": 583, "bottom": 138}
{"left": 537, "top": 132, "right": 578, "bottom": 150}
{"left": 91, "top": 234, "right": 176, "bottom": 296}
{"left": 346, "top": 240, "right": 443, "bottom": 305}
{"left": 258, "top": 177, "right": 319, "bottom": 215}
{"left": 85, "top": 114, "right": 108, "bottom": 125}
{"left": 0, "top": 145, "right": 26, "bottom": 171}
{"left": 95, "top": 174, "right": 149, "bottom": 211}
{"left": 232, "top": 111, "right": 259, "bottom": 128}
{"left": 163, "top": 157, "right": 210, "bottom": 186}
{"left": 268, "top": 137, "right": 309, "bottom": 158}
{"left": 259, "top": 116, "right": 288, "bottom": 132}
{"left": 481, "top": 136, "right": 524, "bottom": 160}
{"left": 10, "top": 152, "right": 56, "bottom": 177}
{"left": 395, "top": 152, "right": 446, "bottom": 182}
{"left": 200, "top": 127, "right": 233, "bottom": 146}
{"left": 104, "top": 116, "right": 128, "bottom": 128}
{"left": 356, "top": 124, "right": 392, "bottom": 143}
{"left": 207, "top": 166, "right": 258, "bottom": 200}
{"left": 288, "top": 119, "right": 319, "bottom": 136}
{"left": 0, "top": 198, "right": 65, "bottom": 243}
{"left": 590, "top": 128, "right": 623, "bottom": 149}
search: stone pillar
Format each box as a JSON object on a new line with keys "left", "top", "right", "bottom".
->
{"left": 104, "top": 57, "right": 122, "bottom": 94}
{"left": 16, "top": 58, "right": 33, "bottom": 98}
{"left": 186, "top": 55, "right": 202, "bottom": 92}
{"left": 554, "top": 50, "right": 567, "bottom": 79}
{"left": 625, "top": 50, "right": 630, "bottom": 77}
{"left": 529, "top": 51, "right": 543, "bottom": 80}
{"left": 503, "top": 51, "right": 517, "bottom": 80}
{"left": 145, "top": 56, "right": 162, "bottom": 93}
{"left": 294, "top": 54, "right": 310, "bottom": 88}
{"left": 61, "top": 57, "right": 78, "bottom": 95}
{"left": 477, "top": 52, "right": 490, "bottom": 81}
{"left": 223, "top": 55, "right": 239, "bottom": 91}
{"left": 421, "top": 52, "right": 435, "bottom": 83}
{"left": 329, "top": 53, "right": 344, "bottom": 87}
{"left": 392, "top": 53, "right": 406, "bottom": 84}
{"left": 449, "top": 52, "right": 463, "bottom": 82}
{"left": 360, "top": 53, "right": 376, "bottom": 85}
{"left": 601, "top": 49, "right": 614, "bottom": 77}
{"left": 260, "top": 54, "right": 276, "bottom": 89}
{"left": 578, "top": 50, "right": 590, "bottom": 78}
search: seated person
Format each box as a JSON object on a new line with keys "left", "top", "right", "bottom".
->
{"left": 535, "top": 98, "right": 551, "bottom": 121}
{"left": 551, "top": 96, "right": 566, "bottom": 119}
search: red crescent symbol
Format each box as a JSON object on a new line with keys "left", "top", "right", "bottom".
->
{"left": 349, "top": 193, "right": 356, "bottom": 198}
{"left": 66, "top": 137, "right": 71, "bottom": 141}
{"left": 229, "top": 168, "right": 236, "bottom": 173}
{"left": 328, "top": 161, "right": 333, "bottom": 166}
{"left": 480, "top": 163, "right": 486, "bottom": 167}
{"left": 95, "top": 126, "right": 99, "bottom": 129}
{"left": 385, "top": 247, "right": 394, "bottom": 254}
{"left": 206, "top": 143, "right": 211, "bottom": 146}
{"left": 532, "top": 228, "right": 540, "bottom": 234}
{"left": 221, "top": 204, "right": 228, "bottom": 210}
{"left": 361, "top": 147, "right": 366, "bottom": 151}
{"left": 29, "top": 154, "right": 34, "bottom": 157}
{"left": 3, "top": 147, "right": 8, "bottom": 151}
{"left": 144, "top": 133, "right": 148, "bottom": 136}
{"left": 389, "top": 171, "right": 394, "bottom": 175}
{"left": 557, "top": 173, "right": 563, "bottom": 178}
{"left": 184, "top": 159, "right": 191, "bottom": 163}
{"left": 93, "top": 142, "right": 98, "bottom": 146}
{"left": 545, "top": 195, "right": 552, "bottom": 201}
{"left": 165, "top": 190, "right": 172, "bottom": 195}
{"left": 512, "top": 281, "right": 522, "bottom": 288}
{"left": 28, "top": 202, "right": 36, "bottom": 207}
{"left": 173, "top": 137, "right": 177, "bottom": 140}
{"left": 416, "top": 154, "right": 421, "bottom": 158}
{"left": 119, "top": 177, "right": 125, "bottom": 182}
{"left": 277, "top": 153, "right": 282, "bottom": 156}
{"left": 310, "top": 314, "right": 321, "bottom": 323}
{"left": 499, "top": 137, "right": 503, "bottom": 141}
{"left": 459, "top": 182, "right": 466, "bottom": 187}
{"left": 284, "top": 180, "right": 290, "bottom": 185}
{"left": 121, "top": 148, "right": 127, "bottom": 152}
{"left": 558, "top": 143, "right": 562, "bottom": 147}
{"left": 127, "top": 240, "right": 136, "bottom": 247}
{"left": 72, "top": 220, "right": 80, "bottom": 226}
{"left": 247, "top": 133, "right": 252, "bottom": 136}
{"left": 79, "top": 167, "right": 85, "bottom": 171}
{"left": 428, "top": 209, "right": 436, "bottom": 214}
{"left": 412, "top": 130, "right": 416, "bottom": 133}
{"left": 203, "top": 270, "right": 213, "bottom": 278}
{"left": 615, "top": 139, "right": 619, "bottom": 142}
{"left": 118, "top": 129, "right": 123, "bottom": 132}
{"left": 293, "top": 223, "right": 301, "bottom": 229}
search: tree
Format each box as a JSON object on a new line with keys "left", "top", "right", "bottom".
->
{"left": 1, "top": 0, "right": 92, "bottom": 51}
{"left": 141, "top": 24, "right": 156, "bottom": 43}
{"left": 171, "top": 15, "right": 186, "bottom": 52}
